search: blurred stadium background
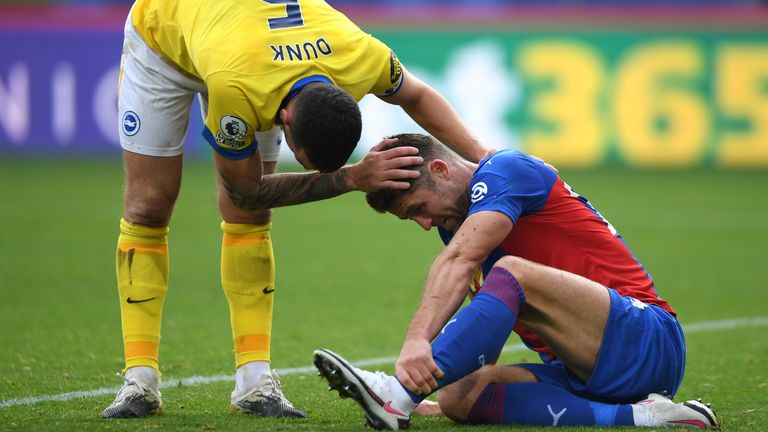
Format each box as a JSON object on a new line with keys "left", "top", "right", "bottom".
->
{"left": 1, "top": 0, "right": 767, "bottom": 167}
{"left": 1, "top": 1, "right": 767, "bottom": 430}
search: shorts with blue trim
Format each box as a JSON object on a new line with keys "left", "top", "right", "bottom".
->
{"left": 118, "top": 8, "right": 282, "bottom": 161}
{"left": 518, "top": 288, "right": 686, "bottom": 403}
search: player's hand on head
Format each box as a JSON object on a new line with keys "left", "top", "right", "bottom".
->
{"left": 347, "top": 137, "right": 423, "bottom": 193}
{"left": 369, "top": 137, "right": 400, "bottom": 153}
{"left": 395, "top": 338, "right": 444, "bottom": 395}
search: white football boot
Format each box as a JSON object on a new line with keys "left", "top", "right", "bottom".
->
{"left": 634, "top": 393, "right": 720, "bottom": 429}
{"left": 314, "top": 348, "right": 415, "bottom": 430}
{"left": 101, "top": 368, "right": 163, "bottom": 418}
{"left": 231, "top": 370, "right": 307, "bottom": 418}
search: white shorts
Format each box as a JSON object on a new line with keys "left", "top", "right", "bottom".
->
{"left": 117, "top": 13, "right": 282, "bottom": 161}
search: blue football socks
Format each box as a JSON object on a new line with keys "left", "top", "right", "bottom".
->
{"left": 401, "top": 267, "right": 525, "bottom": 403}
{"left": 468, "top": 382, "right": 635, "bottom": 426}
{"left": 395, "top": 265, "right": 637, "bottom": 427}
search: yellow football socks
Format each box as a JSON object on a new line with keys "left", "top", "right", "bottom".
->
{"left": 116, "top": 218, "right": 169, "bottom": 371}
{"left": 221, "top": 222, "right": 275, "bottom": 368}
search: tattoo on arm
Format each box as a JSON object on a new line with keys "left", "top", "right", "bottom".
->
{"left": 221, "top": 169, "right": 350, "bottom": 211}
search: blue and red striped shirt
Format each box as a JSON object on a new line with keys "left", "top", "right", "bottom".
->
{"left": 439, "top": 150, "right": 674, "bottom": 362}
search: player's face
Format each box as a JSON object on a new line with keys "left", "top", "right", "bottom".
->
{"left": 391, "top": 182, "right": 467, "bottom": 232}
{"left": 283, "top": 126, "right": 314, "bottom": 170}
{"left": 291, "top": 146, "right": 313, "bottom": 170}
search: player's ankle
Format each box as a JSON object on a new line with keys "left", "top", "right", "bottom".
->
{"left": 125, "top": 366, "right": 159, "bottom": 389}
{"left": 235, "top": 361, "right": 271, "bottom": 392}
{"left": 389, "top": 377, "right": 419, "bottom": 414}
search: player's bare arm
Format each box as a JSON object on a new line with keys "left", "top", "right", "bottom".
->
{"left": 216, "top": 142, "right": 422, "bottom": 211}
{"left": 220, "top": 169, "right": 349, "bottom": 211}
{"left": 396, "top": 210, "right": 513, "bottom": 395}
{"left": 380, "top": 68, "right": 487, "bottom": 163}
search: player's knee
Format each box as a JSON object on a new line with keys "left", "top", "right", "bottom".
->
{"left": 492, "top": 256, "right": 531, "bottom": 286}
{"left": 221, "top": 207, "right": 273, "bottom": 225}
{"left": 437, "top": 385, "right": 472, "bottom": 423}
{"left": 484, "top": 256, "right": 530, "bottom": 302}
{"left": 124, "top": 193, "right": 176, "bottom": 227}
{"left": 249, "top": 209, "right": 273, "bottom": 225}
{"left": 437, "top": 366, "right": 495, "bottom": 424}
{"left": 217, "top": 184, "right": 274, "bottom": 224}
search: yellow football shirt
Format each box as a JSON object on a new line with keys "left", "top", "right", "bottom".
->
{"left": 130, "top": 0, "right": 402, "bottom": 157}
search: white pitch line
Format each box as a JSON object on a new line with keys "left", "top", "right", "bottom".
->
{"left": 681, "top": 316, "right": 768, "bottom": 332}
{"left": 2, "top": 315, "right": 766, "bottom": 409}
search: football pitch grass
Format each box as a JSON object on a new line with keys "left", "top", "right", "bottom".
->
{"left": 1, "top": 158, "right": 766, "bottom": 431}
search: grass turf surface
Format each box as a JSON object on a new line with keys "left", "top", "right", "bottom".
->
{"left": 0, "top": 159, "right": 766, "bottom": 431}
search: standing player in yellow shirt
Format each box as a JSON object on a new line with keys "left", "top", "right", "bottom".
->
{"left": 102, "top": 0, "right": 488, "bottom": 419}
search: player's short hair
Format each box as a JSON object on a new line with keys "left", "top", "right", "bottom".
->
{"left": 291, "top": 83, "right": 361, "bottom": 172}
{"left": 366, "top": 133, "right": 454, "bottom": 213}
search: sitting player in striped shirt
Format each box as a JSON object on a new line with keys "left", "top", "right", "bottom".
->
{"left": 314, "top": 133, "right": 719, "bottom": 430}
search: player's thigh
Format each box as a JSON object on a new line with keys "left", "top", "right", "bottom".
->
{"left": 578, "top": 293, "right": 686, "bottom": 401}
{"left": 118, "top": 16, "right": 203, "bottom": 158}
{"left": 122, "top": 150, "right": 183, "bottom": 226}
{"left": 118, "top": 13, "right": 204, "bottom": 227}
{"left": 494, "top": 256, "right": 610, "bottom": 382}
{"left": 439, "top": 365, "right": 536, "bottom": 423}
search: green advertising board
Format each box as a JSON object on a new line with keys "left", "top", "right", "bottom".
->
{"left": 369, "top": 28, "right": 768, "bottom": 168}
